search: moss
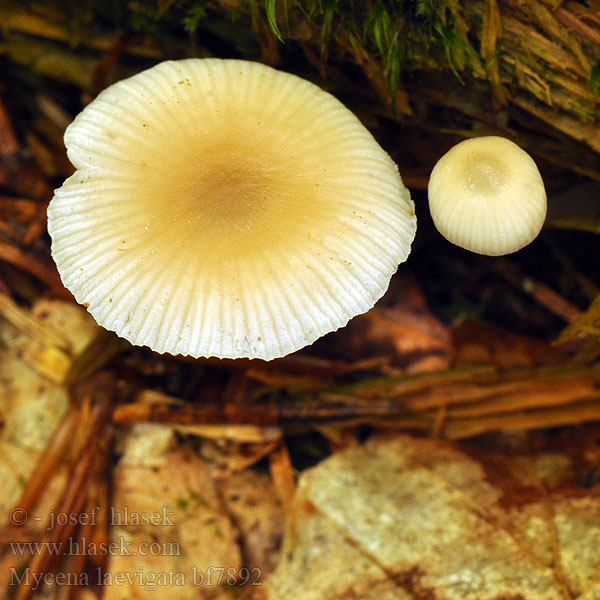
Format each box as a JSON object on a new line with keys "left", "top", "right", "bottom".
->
{"left": 363, "top": 2, "right": 402, "bottom": 100}
{"left": 415, "top": 0, "right": 473, "bottom": 78}
{"left": 265, "top": 0, "right": 285, "bottom": 41}
{"left": 7, "top": 0, "right": 598, "bottom": 154}
{"left": 8, "top": 1, "right": 487, "bottom": 96}
{"left": 262, "top": 0, "right": 482, "bottom": 82}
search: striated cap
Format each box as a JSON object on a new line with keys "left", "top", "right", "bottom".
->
{"left": 428, "top": 136, "right": 547, "bottom": 256}
{"left": 48, "top": 59, "right": 416, "bottom": 360}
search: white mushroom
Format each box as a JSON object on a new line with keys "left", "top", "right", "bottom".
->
{"left": 48, "top": 59, "right": 416, "bottom": 360}
{"left": 428, "top": 136, "right": 547, "bottom": 256}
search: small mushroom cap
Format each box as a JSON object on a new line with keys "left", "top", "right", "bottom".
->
{"left": 428, "top": 136, "right": 547, "bottom": 256}
{"left": 48, "top": 59, "right": 416, "bottom": 360}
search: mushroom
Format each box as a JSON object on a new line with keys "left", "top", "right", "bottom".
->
{"left": 428, "top": 136, "right": 547, "bottom": 256}
{"left": 48, "top": 59, "right": 416, "bottom": 360}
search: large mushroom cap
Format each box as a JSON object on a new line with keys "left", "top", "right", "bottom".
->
{"left": 428, "top": 136, "right": 547, "bottom": 256}
{"left": 48, "top": 59, "right": 416, "bottom": 360}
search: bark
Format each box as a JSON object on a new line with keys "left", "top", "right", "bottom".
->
{"left": 1, "top": 0, "right": 599, "bottom": 176}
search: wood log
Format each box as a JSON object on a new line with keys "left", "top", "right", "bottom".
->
{"left": 1, "top": 0, "right": 598, "bottom": 177}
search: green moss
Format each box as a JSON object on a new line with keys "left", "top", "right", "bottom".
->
{"left": 414, "top": 0, "right": 481, "bottom": 80}
{"left": 588, "top": 63, "right": 600, "bottom": 97}
{"left": 175, "top": 496, "right": 190, "bottom": 509}
{"left": 8, "top": 0, "right": 487, "bottom": 101}
{"left": 363, "top": 2, "right": 403, "bottom": 98}
{"left": 265, "top": 0, "right": 285, "bottom": 41}
{"left": 261, "top": 0, "right": 482, "bottom": 92}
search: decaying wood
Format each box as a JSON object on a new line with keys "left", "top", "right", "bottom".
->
{"left": 261, "top": 0, "right": 600, "bottom": 170}
{"left": 466, "top": 0, "right": 600, "bottom": 152}
{"left": 112, "top": 364, "right": 600, "bottom": 439}
{"left": 1, "top": 0, "right": 599, "bottom": 177}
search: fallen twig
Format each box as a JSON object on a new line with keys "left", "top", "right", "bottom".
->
{"left": 112, "top": 364, "right": 600, "bottom": 439}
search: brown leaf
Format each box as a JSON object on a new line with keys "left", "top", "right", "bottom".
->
{"left": 199, "top": 438, "right": 279, "bottom": 479}
{"left": 453, "top": 320, "right": 571, "bottom": 369}
{"left": 105, "top": 430, "right": 241, "bottom": 599}
{"left": 259, "top": 434, "right": 600, "bottom": 599}
{"left": 219, "top": 469, "right": 285, "bottom": 575}
{"left": 320, "top": 274, "right": 452, "bottom": 372}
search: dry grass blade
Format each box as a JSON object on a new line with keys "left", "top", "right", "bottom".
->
{"left": 402, "top": 366, "right": 600, "bottom": 409}
{"left": 558, "top": 294, "right": 600, "bottom": 342}
{"left": 444, "top": 400, "right": 600, "bottom": 439}
{"left": 112, "top": 397, "right": 281, "bottom": 426}
{"left": 334, "top": 365, "right": 497, "bottom": 399}
{"left": 0, "top": 291, "right": 69, "bottom": 350}
{"left": 13, "top": 453, "right": 91, "bottom": 600}
{"left": 0, "top": 7, "right": 162, "bottom": 58}
{"left": 11, "top": 409, "right": 78, "bottom": 517}
{"left": 64, "top": 330, "right": 124, "bottom": 383}
{"left": 269, "top": 443, "right": 296, "bottom": 511}
{"left": 5, "top": 374, "right": 116, "bottom": 599}
{"left": 498, "top": 259, "right": 582, "bottom": 323}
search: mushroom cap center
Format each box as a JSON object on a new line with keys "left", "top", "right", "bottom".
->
{"left": 186, "top": 147, "right": 271, "bottom": 230}
{"left": 143, "top": 125, "right": 324, "bottom": 263}
{"left": 462, "top": 152, "right": 509, "bottom": 199}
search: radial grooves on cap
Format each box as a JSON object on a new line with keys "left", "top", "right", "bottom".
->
{"left": 127, "top": 260, "right": 175, "bottom": 345}
{"left": 248, "top": 260, "right": 287, "bottom": 357}
{"left": 49, "top": 58, "right": 416, "bottom": 360}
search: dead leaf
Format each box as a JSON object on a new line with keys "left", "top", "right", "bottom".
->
{"left": 219, "top": 469, "right": 285, "bottom": 575}
{"left": 317, "top": 274, "right": 452, "bottom": 372}
{"left": 0, "top": 295, "right": 107, "bottom": 383}
{"left": 453, "top": 320, "right": 571, "bottom": 369}
{"left": 258, "top": 433, "right": 600, "bottom": 599}
{"left": 106, "top": 427, "right": 242, "bottom": 599}
{"left": 0, "top": 316, "right": 69, "bottom": 519}
{"left": 199, "top": 438, "right": 279, "bottom": 479}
